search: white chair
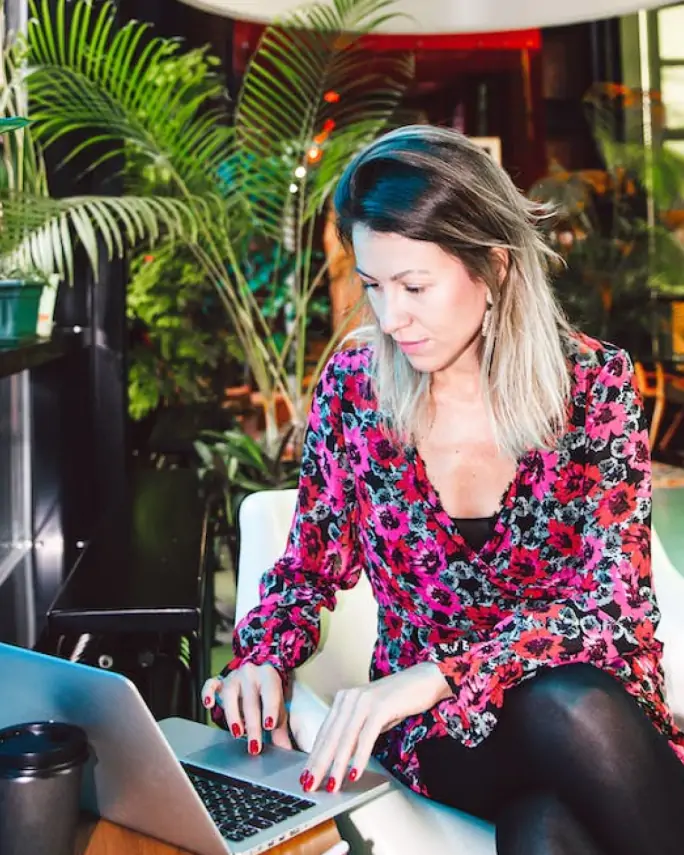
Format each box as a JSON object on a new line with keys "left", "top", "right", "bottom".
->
{"left": 236, "top": 489, "right": 684, "bottom": 855}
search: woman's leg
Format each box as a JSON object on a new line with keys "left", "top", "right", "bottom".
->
{"left": 501, "top": 663, "right": 684, "bottom": 855}
{"left": 416, "top": 706, "right": 607, "bottom": 854}
{"left": 497, "top": 793, "right": 606, "bottom": 855}
{"left": 416, "top": 713, "right": 524, "bottom": 822}
{"left": 417, "top": 662, "right": 684, "bottom": 854}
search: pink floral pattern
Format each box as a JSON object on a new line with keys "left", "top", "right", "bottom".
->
{"left": 220, "top": 334, "right": 684, "bottom": 794}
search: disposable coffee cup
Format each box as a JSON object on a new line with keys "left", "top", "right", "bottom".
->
{"left": 0, "top": 721, "right": 89, "bottom": 855}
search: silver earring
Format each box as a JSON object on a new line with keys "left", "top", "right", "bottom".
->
{"left": 481, "top": 296, "right": 494, "bottom": 338}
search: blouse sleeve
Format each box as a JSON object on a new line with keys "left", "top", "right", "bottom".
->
{"left": 219, "top": 354, "right": 362, "bottom": 683}
{"left": 427, "top": 350, "right": 657, "bottom": 746}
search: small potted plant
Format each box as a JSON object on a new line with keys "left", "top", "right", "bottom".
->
{"left": 0, "top": 117, "right": 57, "bottom": 342}
{"left": 0, "top": 266, "right": 58, "bottom": 342}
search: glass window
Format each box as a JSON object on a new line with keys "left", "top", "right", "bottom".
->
{"left": 658, "top": 5, "right": 684, "bottom": 60}
{"left": 664, "top": 139, "right": 684, "bottom": 158}
{"left": 661, "top": 65, "right": 684, "bottom": 129}
{"left": 0, "top": 372, "right": 31, "bottom": 574}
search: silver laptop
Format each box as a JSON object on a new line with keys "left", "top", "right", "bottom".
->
{"left": 0, "top": 643, "right": 390, "bottom": 855}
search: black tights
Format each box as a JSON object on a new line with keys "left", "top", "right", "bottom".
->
{"left": 416, "top": 664, "right": 684, "bottom": 855}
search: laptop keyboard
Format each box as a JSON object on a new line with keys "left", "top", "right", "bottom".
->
{"left": 181, "top": 762, "right": 316, "bottom": 843}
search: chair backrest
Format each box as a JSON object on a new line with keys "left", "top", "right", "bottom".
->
{"left": 237, "top": 490, "right": 684, "bottom": 717}
{"left": 652, "top": 529, "right": 684, "bottom": 719}
{"left": 237, "top": 490, "right": 377, "bottom": 704}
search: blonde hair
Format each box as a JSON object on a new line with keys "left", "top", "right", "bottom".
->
{"left": 333, "top": 124, "right": 573, "bottom": 459}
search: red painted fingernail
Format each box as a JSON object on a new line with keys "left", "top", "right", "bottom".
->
{"left": 348, "top": 767, "right": 358, "bottom": 782}
{"left": 326, "top": 777, "right": 336, "bottom": 792}
{"left": 203, "top": 696, "right": 212, "bottom": 707}
{"left": 231, "top": 723, "right": 241, "bottom": 738}
{"left": 299, "top": 770, "right": 310, "bottom": 786}
{"left": 249, "top": 739, "right": 259, "bottom": 755}
{"left": 264, "top": 717, "right": 274, "bottom": 730}
{"left": 303, "top": 776, "right": 314, "bottom": 792}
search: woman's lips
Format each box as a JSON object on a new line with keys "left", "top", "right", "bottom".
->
{"left": 395, "top": 339, "right": 428, "bottom": 353}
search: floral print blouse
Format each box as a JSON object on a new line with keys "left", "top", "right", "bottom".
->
{"left": 222, "top": 335, "right": 684, "bottom": 795}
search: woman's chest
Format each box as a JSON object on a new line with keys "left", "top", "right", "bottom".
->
{"left": 416, "top": 437, "right": 517, "bottom": 519}
{"left": 414, "top": 402, "right": 518, "bottom": 518}
{"left": 347, "top": 417, "right": 588, "bottom": 609}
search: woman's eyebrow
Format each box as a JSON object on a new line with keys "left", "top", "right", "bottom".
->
{"left": 355, "top": 267, "right": 432, "bottom": 280}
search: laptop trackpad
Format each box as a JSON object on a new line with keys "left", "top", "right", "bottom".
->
{"left": 186, "top": 741, "right": 306, "bottom": 785}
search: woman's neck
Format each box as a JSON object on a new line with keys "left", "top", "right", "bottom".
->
{"left": 430, "top": 343, "right": 483, "bottom": 405}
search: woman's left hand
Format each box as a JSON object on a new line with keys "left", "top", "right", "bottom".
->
{"left": 301, "top": 662, "right": 451, "bottom": 794}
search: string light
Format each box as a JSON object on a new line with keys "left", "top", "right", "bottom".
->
{"left": 289, "top": 182, "right": 298, "bottom": 193}
{"left": 306, "top": 146, "right": 322, "bottom": 164}
{"left": 294, "top": 165, "right": 306, "bottom": 178}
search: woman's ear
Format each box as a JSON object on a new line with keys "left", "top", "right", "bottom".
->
{"left": 490, "top": 247, "right": 509, "bottom": 286}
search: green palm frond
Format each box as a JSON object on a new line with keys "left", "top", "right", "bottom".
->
{"left": 0, "top": 37, "right": 48, "bottom": 197}
{"left": 595, "top": 135, "right": 684, "bottom": 209}
{"left": 0, "top": 117, "right": 29, "bottom": 132}
{"left": 235, "top": 0, "right": 413, "bottom": 238}
{"left": 0, "top": 194, "right": 201, "bottom": 282}
{"left": 584, "top": 86, "right": 684, "bottom": 210}
{"left": 25, "top": 0, "right": 233, "bottom": 194}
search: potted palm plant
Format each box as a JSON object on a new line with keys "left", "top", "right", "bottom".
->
{"left": 0, "top": 9, "right": 201, "bottom": 343}
{"left": 18, "top": 0, "right": 413, "bottom": 451}
{"left": 0, "top": 114, "right": 47, "bottom": 341}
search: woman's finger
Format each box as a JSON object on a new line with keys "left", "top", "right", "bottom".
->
{"left": 306, "top": 693, "right": 359, "bottom": 792}
{"left": 347, "top": 713, "right": 382, "bottom": 786}
{"left": 306, "top": 691, "right": 342, "bottom": 765}
{"left": 241, "top": 672, "right": 264, "bottom": 756}
{"left": 270, "top": 716, "right": 294, "bottom": 751}
{"left": 304, "top": 711, "right": 340, "bottom": 792}
{"left": 324, "top": 706, "right": 370, "bottom": 794}
{"left": 221, "top": 677, "right": 244, "bottom": 738}
{"left": 260, "top": 670, "right": 293, "bottom": 750}
{"left": 301, "top": 700, "right": 340, "bottom": 792}
{"left": 200, "top": 677, "right": 223, "bottom": 710}
{"left": 260, "top": 670, "right": 284, "bottom": 734}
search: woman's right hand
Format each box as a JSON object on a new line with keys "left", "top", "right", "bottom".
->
{"left": 201, "top": 663, "right": 293, "bottom": 754}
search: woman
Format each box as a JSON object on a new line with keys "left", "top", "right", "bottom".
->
{"left": 203, "top": 126, "right": 684, "bottom": 854}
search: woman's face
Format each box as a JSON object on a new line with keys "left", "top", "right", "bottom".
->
{"left": 352, "top": 224, "right": 489, "bottom": 374}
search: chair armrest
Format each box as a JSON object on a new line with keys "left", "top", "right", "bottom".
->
{"left": 288, "top": 680, "right": 330, "bottom": 753}
{"left": 652, "top": 529, "right": 684, "bottom": 723}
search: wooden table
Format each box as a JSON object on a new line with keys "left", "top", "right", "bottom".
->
{"left": 76, "top": 816, "right": 342, "bottom": 855}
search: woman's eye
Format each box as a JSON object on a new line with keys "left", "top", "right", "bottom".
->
{"left": 361, "top": 281, "right": 378, "bottom": 290}
{"left": 405, "top": 285, "right": 424, "bottom": 294}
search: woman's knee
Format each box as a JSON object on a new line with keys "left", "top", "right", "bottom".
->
{"left": 496, "top": 792, "right": 602, "bottom": 855}
{"left": 504, "top": 664, "right": 633, "bottom": 749}
{"left": 497, "top": 791, "right": 564, "bottom": 829}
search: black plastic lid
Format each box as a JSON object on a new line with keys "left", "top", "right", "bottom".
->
{"left": 0, "top": 722, "right": 89, "bottom": 774}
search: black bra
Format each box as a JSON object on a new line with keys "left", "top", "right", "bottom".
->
{"left": 450, "top": 515, "right": 496, "bottom": 552}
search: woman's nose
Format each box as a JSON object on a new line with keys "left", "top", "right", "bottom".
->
{"left": 378, "top": 293, "right": 410, "bottom": 336}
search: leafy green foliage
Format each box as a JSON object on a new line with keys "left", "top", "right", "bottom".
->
{"left": 530, "top": 84, "right": 684, "bottom": 357}
{"left": 194, "top": 428, "right": 300, "bottom": 526}
{"left": 26, "top": 0, "right": 233, "bottom": 195}
{"left": 583, "top": 84, "right": 684, "bottom": 210}
{"left": 0, "top": 19, "right": 203, "bottom": 283}
{"left": 0, "top": 192, "right": 200, "bottom": 282}
{"left": 127, "top": 245, "right": 244, "bottom": 420}
{"left": 8, "top": 0, "right": 412, "bottom": 452}
{"left": 234, "top": 0, "right": 414, "bottom": 237}
{"left": 0, "top": 116, "right": 29, "bottom": 132}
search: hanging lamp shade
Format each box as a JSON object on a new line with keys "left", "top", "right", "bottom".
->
{"left": 178, "top": 0, "right": 668, "bottom": 33}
